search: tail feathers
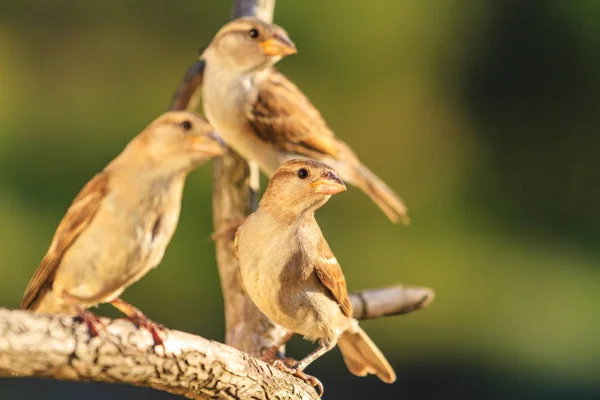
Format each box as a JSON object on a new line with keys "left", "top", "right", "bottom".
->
{"left": 352, "top": 163, "right": 410, "bottom": 225}
{"left": 338, "top": 326, "right": 396, "bottom": 383}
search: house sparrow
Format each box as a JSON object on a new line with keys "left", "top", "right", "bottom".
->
{"left": 21, "top": 111, "right": 225, "bottom": 342}
{"left": 201, "top": 17, "right": 410, "bottom": 225}
{"left": 235, "top": 159, "right": 396, "bottom": 393}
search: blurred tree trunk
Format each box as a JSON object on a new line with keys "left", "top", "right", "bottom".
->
{"left": 212, "top": 0, "right": 288, "bottom": 359}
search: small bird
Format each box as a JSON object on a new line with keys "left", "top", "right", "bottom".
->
{"left": 235, "top": 159, "right": 396, "bottom": 393}
{"left": 201, "top": 17, "right": 410, "bottom": 225}
{"left": 21, "top": 111, "right": 225, "bottom": 342}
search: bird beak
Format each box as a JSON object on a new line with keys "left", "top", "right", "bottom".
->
{"left": 311, "top": 171, "right": 346, "bottom": 195}
{"left": 189, "top": 131, "right": 227, "bottom": 156}
{"left": 259, "top": 33, "right": 297, "bottom": 56}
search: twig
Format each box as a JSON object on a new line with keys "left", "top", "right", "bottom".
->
{"left": 350, "top": 285, "right": 435, "bottom": 320}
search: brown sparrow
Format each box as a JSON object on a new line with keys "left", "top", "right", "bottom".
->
{"left": 201, "top": 17, "right": 409, "bottom": 225}
{"left": 235, "top": 159, "right": 396, "bottom": 392}
{"left": 21, "top": 111, "right": 225, "bottom": 342}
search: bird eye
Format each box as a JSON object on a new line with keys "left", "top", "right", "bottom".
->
{"left": 297, "top": 168, "right": 309, "bottom": 179}
{"left": 248, "top": 28, "right": 259, "bottom": 38}
{"left": 181, "top": 121, "right": 192, "bottom": 131}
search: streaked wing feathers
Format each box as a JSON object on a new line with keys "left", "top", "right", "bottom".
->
{"left": 314, "top": 238, "right": 353, "bottom": 318}
{"left": 247, "top": 69, "right": 340, "bottom": 158}
{"left": 20, "top": 172, "right": 109, "bottom": 309}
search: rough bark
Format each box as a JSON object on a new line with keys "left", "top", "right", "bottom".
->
{"left": 0, "top": 309, "right": 318, "bottom": 400}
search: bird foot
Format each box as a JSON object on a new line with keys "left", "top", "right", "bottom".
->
{"left": 210, "top": 218, "right": 245, "bottom": 241}
{"left": 111, "top": 298, "right": 166, "bottom": 348}
{"left": 273, "top": 360, "right": 324, "bottom": 397}
{"left": 260, "top": 347, "right": 297, "bottom": 365}
{"left": 75, "top": 310, "right": 104, "bottom": 338}
{"left": 128, "top": 313, "right": 166, "bottom": 348}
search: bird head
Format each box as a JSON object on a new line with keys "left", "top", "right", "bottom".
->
{"left": 260, "top": 159, "right": 346, "bottom": 220}
{"left": 124, "top": 111, "right": 226, "bottom": 173}
{"left": 205, "top": 17, "right": 296, "bottom": 73}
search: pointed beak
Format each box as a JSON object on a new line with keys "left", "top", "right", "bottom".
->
{"left": 189, "top": 131, "right": 227, "bottom": 156}
{"left": 311, "top": 171, "right": 346, "bottom": 195}
{"left": 259, "top": 32, "right": 297, "bottom": 56}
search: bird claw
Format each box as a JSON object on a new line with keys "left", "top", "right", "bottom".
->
{"left": 261, "top": 348, "right": 298, "bottom": 366}
{"left": 128, "top": 314, "right": 166, "bottom": 348}
{"left": 260, "top": 347, "right": 278, "bottom": 363}
{"left": 273, "top": 360, "right": 324, "bottom": 397}
{"left": 75, "top": 310, "right": 104, "bottom": 338}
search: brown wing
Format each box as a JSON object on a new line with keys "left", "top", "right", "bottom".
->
{"left": 314, "top": 237, "right": 353, "bottom": 318}
{"left": 247, "top": 69, "right": 341, "bottom": 159}
{"left": 21, "top": 172, "right": 110, "bottom": 310}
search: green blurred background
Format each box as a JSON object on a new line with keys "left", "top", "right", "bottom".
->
{"left": 1, "top": 1, "right": 599, "bottom": 399}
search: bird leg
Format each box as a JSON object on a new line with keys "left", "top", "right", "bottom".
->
{"left": 261, "top": 330, "right": 295, "bottom": 363}
{"left": 110, "top": 298, "right": 165, "bottom": 347}
{"left": 62, "top": 292, "right": 104, "bottom": 338}
{"left": 273, "top": 341, "right": 335, "bottom": 397}
{"left": 209, "top": 218, "right": 246, "bottom": 241}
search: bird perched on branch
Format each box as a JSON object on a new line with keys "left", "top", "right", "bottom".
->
{"left": 21, "top": 111, "right": 225, "bottom": 343}
{"left": 235, "top": 159, "right": 396, "bottom": 394}
{"left": 201, "top": 17, "right": 409, "bottom": 225}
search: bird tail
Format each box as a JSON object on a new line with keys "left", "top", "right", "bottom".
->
{"left": 351, "top": 162, "right": 410, "bottom": 225}
{"left": 337, "top": 326, "right": 396, "bottom": 384}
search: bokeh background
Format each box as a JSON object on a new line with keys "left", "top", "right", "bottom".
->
{"left": 1, "top": 1, "right": 599, "bottom": 399}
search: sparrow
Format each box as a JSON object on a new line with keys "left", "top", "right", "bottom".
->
{"left": 201, "top": 17, "right": 410, "bottom": 225}
{"left": 235, "top": 159, "right": 396, "bottom": 393}
{"left": 20, "top": 111, "right": 225, "bottom": 342}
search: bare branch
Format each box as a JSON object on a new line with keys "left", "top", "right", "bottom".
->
{"left": 168, "top": 59, "right": 205, "bottom": 112}
{"left": 211, "top": 0, "right": 285, "bottom": 358}
{"left": 213, "top": 153, "right": 286, "bottom": 356}
{"left": 0, "top": 308, "right": 319, "bottom": 400}
{"left": 350, "top": 285, "right": 435, "bottom": 320}
{"left": 232, "top": 0, "right": 275, "bottom": 21}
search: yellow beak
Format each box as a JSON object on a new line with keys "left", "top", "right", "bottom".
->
{"left": 259, "top": 33, "right": 297, "bottom": 56}
{"left": 188, "top": 132, "right": 226, "bottom": 156}
{"left": 311, "top": 171, "right": 346, "bottom": 195}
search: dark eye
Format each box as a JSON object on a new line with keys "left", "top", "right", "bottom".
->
{"left": 181, "top": 121, "right": 192, "bottom": 131}
{"left": 248, "top": 28, "right": 259, "bottom": 38}
{"left": 297, "top": 168, "right": 309, "bottom": 179}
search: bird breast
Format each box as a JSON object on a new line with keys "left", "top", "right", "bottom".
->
{"left": 237, "top": 213, "right": 344, "bottom": 341}
{"left": 202, "top": 66, "right": 252, "bottom": 137}
{"left": 202, "top": 67, "right": 280, "bottom": 175}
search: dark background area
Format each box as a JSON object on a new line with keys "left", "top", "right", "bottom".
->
{"left": 0, "top": 0, "right": 599, "bottom": 399}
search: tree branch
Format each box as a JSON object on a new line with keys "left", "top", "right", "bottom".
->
{"left": 211, "top": 0, "right": 284, "bottom": 358}
{"left": 0, "top": 308, "right": 319, "bottom": 400}
{"left": 350, "top": 285, "right": 434, "bottom": 320}
{"left": 168, "top": 59, "right": 205, "bottom": 112}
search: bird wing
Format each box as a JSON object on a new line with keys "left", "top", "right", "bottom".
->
{"left": 314, "top": 237, "right": 353, "bottom": 318}
{"left": 247, "top": 69, "right": 341, "bottom": 159}
{"left": 21, "top": 172, "right": 110, "bottom": 309}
